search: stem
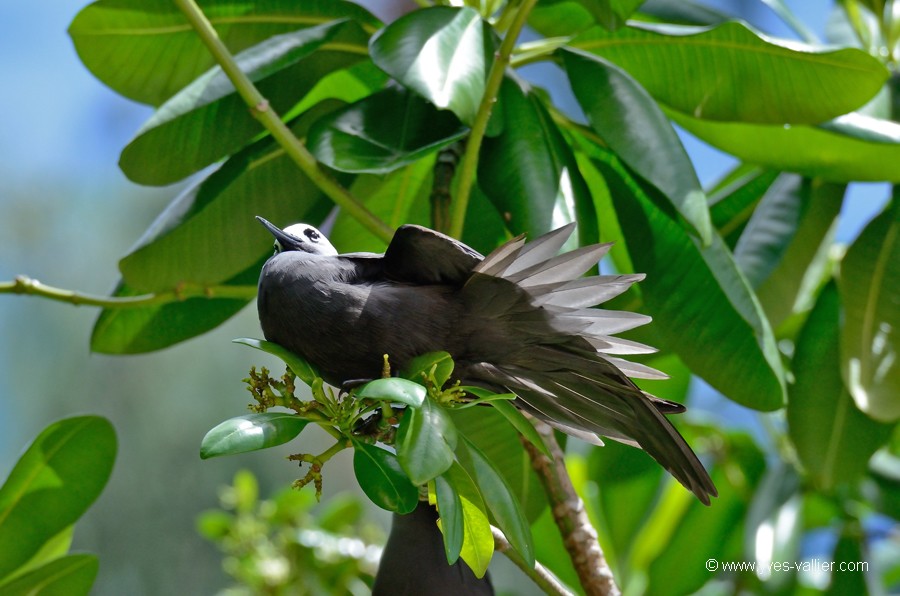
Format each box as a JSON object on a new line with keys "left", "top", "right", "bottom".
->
{"left": 430, "top": 141, "right": 464, "bottom": 234}
{"left": 492, "top": 526, "right": 574, "bottom": 596}
{"left": 522, "top": 421, "right": 620, "bottom": 596}
{"left": 172, "top": 0, "right": 393, "bottom": 243}
{"left": 0, "top": 275, "right": 255, "bottom": 309}
{"left": 448, "top": 0, "right": 539, "bottom": 239}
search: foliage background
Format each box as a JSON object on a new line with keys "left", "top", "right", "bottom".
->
{"left": 0, "top": 1, "right": 894, "bottom": 594}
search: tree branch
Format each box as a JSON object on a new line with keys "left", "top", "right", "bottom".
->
{"left": 172, "top": 0, "right": 393, "bottom": 243}
{"left": 0, "top": 275, "right": 255, "bottom": 309}
{"left": 522, "top": 421, "right": 620, "bottom": 596}
{"left": 448, "top": 0, "right": 539, "bottom": 239}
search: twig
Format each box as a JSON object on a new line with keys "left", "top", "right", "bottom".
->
{"left": 492, "top": 526, "right": 573, "bottom": 596}
{"left": 522, "top": 421, "right": 620, "bottom": 596}
{"left": 0, "top": 275, "right": 255, "bottom": 309}
{"left": 172, "top": 0, "right": 393, "bottom": 243}
{"left": 448, "top": 0, "right": 539, "bottom": 240}
{"left": 430, "top": 141, "right": 464, "bottom": 234}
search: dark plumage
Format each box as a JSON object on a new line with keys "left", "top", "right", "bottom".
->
{"left": 256, "top": 217, "right": 716, "bottom": 504}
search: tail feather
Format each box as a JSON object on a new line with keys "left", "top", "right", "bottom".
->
{"left": 460, "top": 225, "right": 717, "bottom": 504}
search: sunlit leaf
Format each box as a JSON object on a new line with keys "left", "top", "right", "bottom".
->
{"left": 570, "top": 21, "right": 887, "bottom": 124}
{"left": 0, "top": 554, "right": 97, "bottom": 596}
{"left": 308, "top": 85, "right": 468, "bottom": 174}
{"left": 356, "top": 378, "right": 426, "bottom": 408}
{"left": 839, "top": 205, "right": 900, "bottom": 421}
{"left": 562, "top": 48, "right": 711, "bottom": 244}
{"left": 478, "top": 74, "right": 591, "bottom": 236}
{"left": 369, "top": 6, "right": 495, "bottom": 124}
{"left": 0, "top": 417, "right": 115, "bottom": 582}
{"left": 401, "top": 351, "right": 455, "bottom": 388}
{"left": 200, "top": 413, "right": 309, "bottom": 459}
{"left": 437, "top": 462, "right": 493, "bottom": 577}
{"left": 670, "top": 110, "right": 900, "bottom": 183}
{"left": 120, "top": 21, "right": 369, "bottom": 185}
{"left": 69, "top": 0, "right": 380, "bottom": 106}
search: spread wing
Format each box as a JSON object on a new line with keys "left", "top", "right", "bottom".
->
{"left": 381, "top": 225, "right": 484, "bottom": 285}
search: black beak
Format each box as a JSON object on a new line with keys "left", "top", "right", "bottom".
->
{"left": 256, "top": 216, "right": 304, "bottom": 251}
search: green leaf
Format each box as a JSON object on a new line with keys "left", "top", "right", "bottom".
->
{"left": 351, "top": 442, "right": 418, "bottom": 514}
{"left": 488, "top": 399, "right": 552, "bottom": 457}
{"left": 0, "top": 417, "right": 116, "bottom": 582}
{"left": 396, "top": 397, "right": 457, "bottom": 485}
{"left": 118, "top": 102, "right": 338, "bottom": 293}
{"left": 401, "top": 351, "right": 455, "bottom": 388}
{"left": 594, "top": 152, "right": 786, "bottom": 410}
{"left": 839, "top": 205, "right": 900, "bottom": 421}
{"left": 13, "top": 526, "right": 74, "bottom": 581}
{"left": 90, "top": 267, "right": 257, "bottom": 355}
{"left": 0, "top": 554, "right": 98, "bottom": 596}
{"left": 433, "top": 474, "right": 464, "bottom": 564}
{"left": 562, "top": 48, "right": 711, "bottom": 244}
{"left": 456, "top": 437, "right": 534, "bottom": 567}
{"left": 329, "top": 157, "right": 435, "bottom": 253}
{"left": 69, "top": 0, "right": 380, "bottom": 106}
{"left": 308, "top": 85, "right": 468, "bottom": 173}
{"left": 788, "top": 282, "right": 893, "bottom": 489}
{"left": 120, "top": 21, "right": 369, "bottom": 185}
{"left": 452, "top": 389, "right": 516, "bottom": 409}
{"left": 669, "top": 110, "right": 900, "bottom": 183}
{"left": 709, "top": 168, "right": 780, "bottom": 248}
{"left": 753, "top": 179, "right": 845, "bottom": 328}
{"left": 232, "top": 338, "right": 320, "bottom": 387}
{"left": 827, "top": 523, "right": 868, "bottom": 596}
{"left": 200, "top": 413, "right": 309, "bottom": 459}
{"left": 369, "top": 6, "right": 495, "bottom": 125}
{"left": 570, "top": 21, "right": 888, "bottom": 124}
{"left": 356, "top": 378, "right": 426, "bottom": 408}
{"left": 437, "top": 462, "right": 494, "bottom": 577}
{"left": 478, "top": 75, "right": 592, "bottom": 235}
{"left": 450, "top": 407, "right": 548, "bottom": 524}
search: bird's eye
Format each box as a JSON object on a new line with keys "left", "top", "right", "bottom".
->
{"left": 304, "top": 228, "right": 320, "bottom": 241}
{"left": 273, "top": 241, "right": 282, "bottom": 254}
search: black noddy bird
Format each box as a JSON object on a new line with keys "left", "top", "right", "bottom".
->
{"left": 255, "top": 217, "right": 716, "bottom": 505}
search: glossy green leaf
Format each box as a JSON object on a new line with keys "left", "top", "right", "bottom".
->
{"left": 90, "top": 265, "right": 257, "bottom": 355}
{"left": 396, "top": 397, "right": 458, "bottom": 485}
{"left": 69, "top": 0, "right": 380, "bottom": 106}
{"left": 456, "top": 437, "right": 534, "bottom": 567}
{"left": 15, "top": 526, "right": 75, "bottom": 580}
{"left": 120, "top": 21, "right": 369, "bottom": 185}
{"left": 0, "top": 417, "right": 115, "bottom": 582}
{"left": 401, "top": 351, "right": 455, "bottom": 388}
{"left": 356, "top": 378, "right": 426, "bottom": 408}
{"left": 451, "top": 389, "right": 515, "bottom": 408}
{"left": 754, "top": 179, "right": 844, "bottom": 327}
{"left": 351, "top": 442, "right": 418, "bottom": 514}
{"left": 0, "top": 554, "right": 98, "bottom": 596}
{"left": 839, "top": 205, "right": 900, "bottom": 421}
{"left": 788, "top": 282, "right": 893, "bottom": 488}
{"left": 308, "top": 85, "right": 468, "bottom": 174}
{"left": 570, "top": 21, "right": 887, "bottom": 124}
{"left": 562, "top": 48, "right": 711, "bottom": 244}
{"left": 232, "top": 338, "right": 320, "bottom": 386}
{"left": 478, "top": 75, "right": 591, "bottom": 236}
{"left": 118, "top": 103, "right": 339, "bottom": 293}
{"left": 593, "top": 152, "right": 786, "bottom": 410}
{"left": 329, "top": 157, "right": 434, "bottom": 253}
{"left": 670, "top": 110, "right": 900, "bottom": 183}
{"left": 433, "top": 474, "right": 464, "bottom": 564}
{"left": 369, "top": 6, "right": 494, "bottom": 125}
{"left": 200, "top": 413, "right": 309, "bottom": 459}
{"left": 827, "top": 523, "right": 868, "bottom": 596}
{"left": 437, "top": 461, "right": 493, "bottom": 577}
